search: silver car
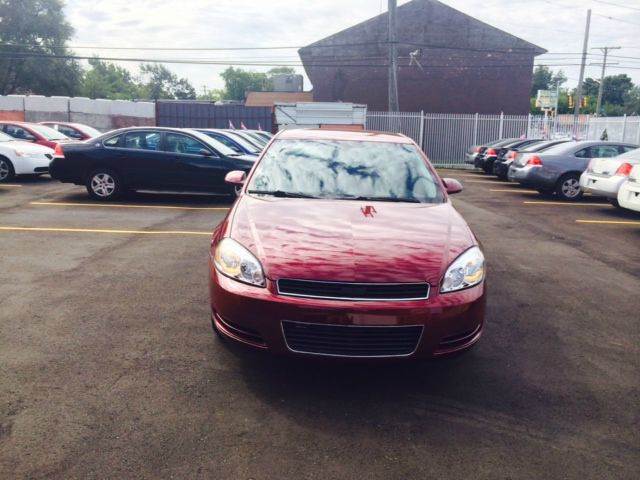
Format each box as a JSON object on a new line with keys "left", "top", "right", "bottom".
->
{"left": 508, "top": 141, "right": 638, "bottom": 200}
{"left": 580, "top": 148, "right": 640, "bottom": 205}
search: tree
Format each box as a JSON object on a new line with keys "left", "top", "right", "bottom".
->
{"left": 81, "top": 58, "right": 141, "bottom": 99}
{"left": 220, "top": 67, "right": 270, "bottom": 100}
{"left": 0, "top": 0, "right": 82, "bottom": 95}
{"left": 138, "top": 63, "right": 196, "bottom": 100}
{"left": 219, "top": 66, "right": 299, "bottom": 100}
{"left": 530, "top": 66, "right": 566, "bottom": 97}
{"left": 622, "top": 86, "right": 640, "bottom": 115}
{"left": 601, "top": 74, "right": 634, "bottom": 106}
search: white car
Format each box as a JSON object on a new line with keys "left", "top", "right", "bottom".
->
{"left": 618, "top": 164, "right": 640, "bottom": 213}
{"left": 579, "top": 147, "right": 640, "bottom": 205}
{"left": 0, "top": 132, "right": 54, "bottom": 182}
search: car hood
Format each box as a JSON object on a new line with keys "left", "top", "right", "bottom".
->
{"left": 228, "top": 196, "right": 477, "bottom": 284}
{"left": 2, "top": 140, "right": 54, "bottom": 154}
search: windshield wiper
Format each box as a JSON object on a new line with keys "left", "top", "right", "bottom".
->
{"left": 342, "top": 195, "right": 422, "bottom": 203}
{"left": 247, "top": 189, "right": 318, "bottom": 199}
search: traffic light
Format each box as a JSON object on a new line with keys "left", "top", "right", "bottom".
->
{"left": 568, "top": 95, "right": 574, "bottom": 109}
{"left": 581, "top": 96, "right": 588, "bottom": 108}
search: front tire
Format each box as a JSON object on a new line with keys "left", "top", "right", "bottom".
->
{"left": 555, "top": 173, "right": 583, "bottom": 201}
{"left": 0, "top": 157, "right": 15, "bottom": 183}
{"left": 86, "top": 169, "right": 122, "bottom": 201}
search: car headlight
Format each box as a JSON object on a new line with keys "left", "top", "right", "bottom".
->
{"left": 441, "top": 246, "right": 485, "bottom": 293}
{"left": 213, "top": 238, "right": 265, "bottom": 287}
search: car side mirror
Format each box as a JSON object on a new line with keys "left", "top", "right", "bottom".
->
{"left": 225, "top": 170, "right": 246, "bottom": 186}
{"left": 199, "top": 148, "right": 213, "bottom": 156}
{"left": 442, "top": 178, "right": 463, "bottom": 195}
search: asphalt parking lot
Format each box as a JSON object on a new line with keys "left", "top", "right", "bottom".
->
{"left": 1, "top": 173, "right": 638, "bottom": 479}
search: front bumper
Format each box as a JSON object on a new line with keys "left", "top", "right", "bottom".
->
{"left": 465, "top": 153, "right": 478, "bottom": 165}
{"left": 508, "top": 164, "right": 556, "bottom": 188}
{"left": 618, "top": 180, "right": 640, "bottom": 212}
{"left": 209, "top": 259, "right": 486, "bottom": 359}
{"left": 580, "top": 172, "right": 626, "bottom": 199}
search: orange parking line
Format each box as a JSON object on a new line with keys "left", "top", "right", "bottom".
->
{"left": 0, "top": 226, "right": 212, "bottom": 236}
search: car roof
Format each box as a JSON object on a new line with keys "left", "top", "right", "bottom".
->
{"left": 276, "top": 128, "right": 413, "bottom": 144}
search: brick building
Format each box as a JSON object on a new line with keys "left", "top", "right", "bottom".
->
{"left": 298, "top": 0, "right": 546, "bottom": 114}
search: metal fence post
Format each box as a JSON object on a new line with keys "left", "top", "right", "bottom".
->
{"left": 636, "top": 117, "right": 640, "bottom": 145}
{"left": 473, "top": 113, "right": 478, "bottom": 145}
{"left": 621, "top": 114, "right": 627, "bottom": 142}
{"left": 419, "top": 110, "right": 425, "bottom": 149}
{"left": 526, "top": 113, "right": 532, "bottom": 137}
{"left": 498, "top": 112, "right": 504, "bottom": 139}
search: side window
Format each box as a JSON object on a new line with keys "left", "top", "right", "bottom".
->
{"left": 619, "top": 146, "right": 636, "bottom": 154}
{"left": 123, "top": 131, "right": 161, "bottom": 151}
{"left": 574, "top": 148, "right": 590, "bottom": 158}
{"left": 58, "top": 125, "right": 83, "bottom": 139}
{"left": 591, "top": 145, "right": 620, "bottom": 158}
{"left": 164, "top": 133, "right": 212, "bottom": 156}
{"left": 103, "top": 135, "right": 121, "bottom": 147}
{"left": 5, "top": 125, "right": 36, "bottom": 141}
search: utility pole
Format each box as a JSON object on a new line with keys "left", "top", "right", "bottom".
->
{"left": 574, "top": 9, "right": 591, "bottom": 120}
{"left": 387, "top": 0, "right": 399, "bottom": 112}
{"left": 592, "top": 46, "right": 621, "bottom": 116}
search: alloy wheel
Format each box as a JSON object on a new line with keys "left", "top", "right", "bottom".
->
{"left": 0, "top": 159, "right": 9, "bottom": 181}
{"left": 561, "top": 178, "right": 580, "bottom": 198}
{"left": 91, "top": 173, "right": 116, "bottom": 198}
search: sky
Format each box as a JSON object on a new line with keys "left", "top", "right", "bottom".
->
{"left": 64, "top": 0, "right": 640, "bottom": 95}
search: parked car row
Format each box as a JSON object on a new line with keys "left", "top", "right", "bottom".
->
{"left": 0, "top": 120, "right": 273, "bottom": 192}
{"left": 0, "top": 120, "right": 100, "bottom": 182}
{"left": 50, "top": 127, "right": 272, "bottom": 200}
{"left": 467, "top": 137, "right": 640, "bottom": 212}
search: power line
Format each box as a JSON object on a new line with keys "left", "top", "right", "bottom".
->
{"left": 592, "top": 0, "right": 640, "bottom": 12}
{"left": 593, "top": 13, "right": 640, "bottom": 27}
{"left": 2, "top": 51, "right": 640, "bottom": 70}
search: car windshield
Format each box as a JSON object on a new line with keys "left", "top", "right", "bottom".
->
{"left": 224, "top": 132, "right": 260, "bottom": 153}
{"left": 247, "top": 139, "right": 444, "bottom": 203}
{"left": 0, "top": 132, "right": 15, "bottom": 142}
{"left": 28, "top": 124, "right": 69, "bottom": 140}
{"left": 541, "top": 142, "right": 592, "bottom": 155}
{"left": 189, "top": 130, "right": 237, "bottom": 156}
{"left": 79, "top": 125, "right": 102, "bottom": 137}
{"left": 617, "top": 148, "right": 640, "bottom": 159}
{"left": 523, "top": 140, "right": 570, "bottom": 152}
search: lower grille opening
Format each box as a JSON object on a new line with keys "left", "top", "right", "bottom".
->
{"left": 216, "top": 314, "right": 266, "bottom": 346}
{"left": 437, "top": 324, "right": 482, "bottom": 351}
{"left": 282, "top": 321, "right": 423, "bottom": 357}
{"left": 34, "top": 167, "right": 49, "bottom": 173}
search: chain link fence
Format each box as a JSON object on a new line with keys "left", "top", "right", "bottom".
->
{"left": 366, "top": 111, "right": 640, "bottom": 167}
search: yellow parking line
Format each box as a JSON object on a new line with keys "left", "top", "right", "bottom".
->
{"left": 524, "top": 201, "right": 613, "bottom": 207}
{"left": 0, "top": 226, "right": 212, "bottom": 236}
{"left": 575, "top": 219, "right": 640, "bottom": 226}
{"left": 464, "top": 180, "right": 510, "bottom": 185}
{"left": 0, "top": 183, "right": 22, "bottom": 187}
{"left": 490, "top": 188, "right": 538, "bottom": 194}
{"left": 30, "top": 201, "right": 229, "bottom": 211}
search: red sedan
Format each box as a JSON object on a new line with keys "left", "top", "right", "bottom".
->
{"left": 39, "top": 122, "right": 102, "bottom": 141}
{"left": 0, "top": 121, "right": 73, "bottom": 149}
{"left": 209, "top": 129, "right": 486, "bottom": 359}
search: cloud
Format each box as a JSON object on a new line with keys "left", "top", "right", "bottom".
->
{"left": 64, "top": 0, "right": 640, "bottom": 93}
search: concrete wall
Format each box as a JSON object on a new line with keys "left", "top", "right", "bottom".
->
{"left": 0, "top": 95, "right": 155, "bottom": 132}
